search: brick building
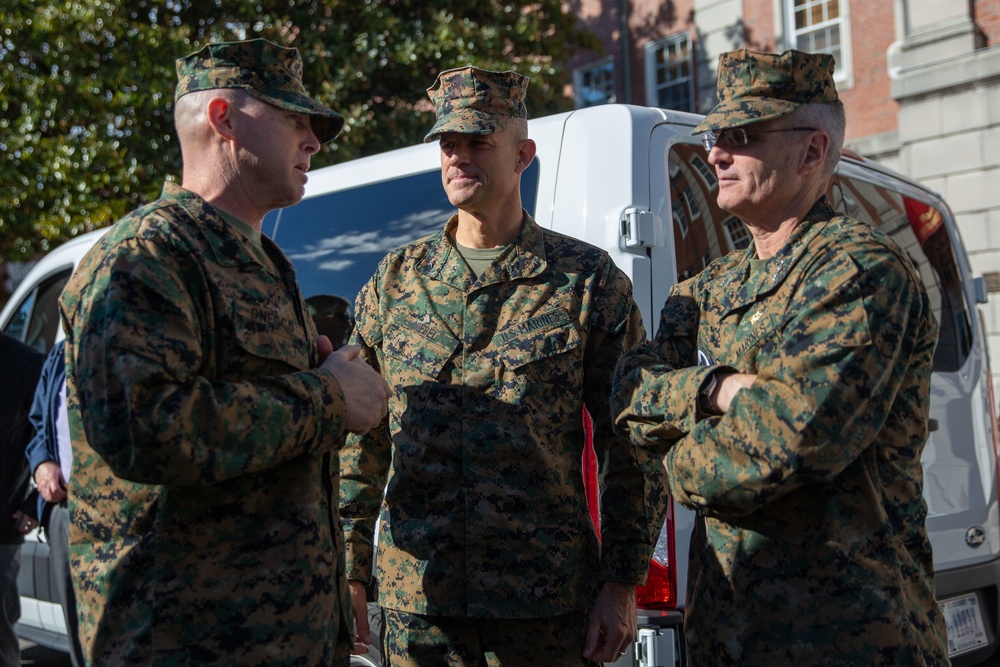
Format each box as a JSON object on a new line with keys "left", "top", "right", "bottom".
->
{"left": 568, "top": 0, "right": 1000, "bottom": 385}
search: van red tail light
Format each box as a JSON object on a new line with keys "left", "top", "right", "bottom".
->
{"left": 582, "top": 410, "right": 601, "bottom": 533}
{"left": 581, "top": 409, "right": 677, "bottom": 609}
{"left": 636, "top": 498, "right": 677, "bottom": 610}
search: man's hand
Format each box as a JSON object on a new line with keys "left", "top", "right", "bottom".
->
{"left": 320, "top": 345, "right": 390, "bottom": 435}
{"left": 348, "top": 580, "right": 371, "bottom": 654}
{"left": 34, "top": 460, "right": 67, "bottom": 504}
{"left": 712, "top": 372, "right": 757, "bottom": 413}
{"left": 583, "top": 581, "right": 636, "bottom": 663}
{"left": 317, "top": 334, "right": 334, "bottom": 363}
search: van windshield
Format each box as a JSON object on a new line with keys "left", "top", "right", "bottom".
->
{"left": 264, "top": 163, "right": 539, "bottom": 309}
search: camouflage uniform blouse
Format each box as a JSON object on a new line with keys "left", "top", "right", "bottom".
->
{"left": 341, "top": 212, "right": 667, "bottom": 618}
{"left": 613, "top": 197, "right": 949, "bottom": 665}
{"left": 59, "top": 182, "right": 353, "bottom": 665}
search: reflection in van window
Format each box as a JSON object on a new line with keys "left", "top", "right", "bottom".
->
{"left": 2, "top": 270, "right": 71, "bottom": 353}
{"left": 668, "top": 144, "right": 728, "bottom": 281}
{"left": 828, "top": 177, "right": 971, "bottom": 372}
{"left": 667, "top": 142, "right": 971, "bottom": 373}
{"left": 264, "top": 162, "right": 539, "bottom": 307}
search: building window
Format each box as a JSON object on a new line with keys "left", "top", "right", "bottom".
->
{"left": 723, "top": 216, "right": 751, "bottom": 251}
{"left": 645, "top": 33, "right": 694, "bottom": 112}
{"left": 682, "top": 185, "right": 702, "bottom": 220}
{"left": 784, "top": 0, "right": 852, "bottom": 83}
{"left": 573, "top": 58, "right": 616, "bottom": 108}
{"left": 673, "top": 200, "right": 690, "bottom": 237}
{"left": 690, "top": 155, "right": 718, "bottom": 190}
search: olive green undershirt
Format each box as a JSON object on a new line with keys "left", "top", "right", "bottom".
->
{"left": 455, "top": 241, "right": 507, "bottom": 278}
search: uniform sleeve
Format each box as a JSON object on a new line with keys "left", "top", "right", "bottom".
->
{"left": 643, "top": 249, "right": 929, "bottom": 517}
{"left": 612, "top": 276, "right": 732, "bottom": 453}
{"left": 339, "top": 273, "right": 392, "bottom": 583}
{"left": 588, "top": 258, "right": 668, "bottom": 584}
{"left": 63, "top": 236, "right": 348, "bottom": 486}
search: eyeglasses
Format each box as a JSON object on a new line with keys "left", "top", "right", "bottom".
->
{"left": 701, "top": 126, "right": 817, "bottom": 152}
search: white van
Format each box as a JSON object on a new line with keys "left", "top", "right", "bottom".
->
{"left": 2, "top": 103, "right": 997, "bottom": 666}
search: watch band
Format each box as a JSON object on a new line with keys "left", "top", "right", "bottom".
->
{"left": 698, "top": 372, "right": 719, "bottom": 415}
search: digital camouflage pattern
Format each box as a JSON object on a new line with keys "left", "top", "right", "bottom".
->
{"left": 59, "top": 182, "right": 353, "bottom": 665}
{"left": 693, "top": 48, "right": 839, "bottom": 133}
{"left": 340, "top": 213, "right": 667, "bottom": 619}
{"left": 382, "top": 608, "right": 597, "bottom": 667}
{"left": 612, "top": 197, "right": 948, "bottom": 665}
{"left": 175, "top": 38, "right": 344, "bottom": 144}
{"left": 424, "top": 66, "right": 528, "bottom": 142}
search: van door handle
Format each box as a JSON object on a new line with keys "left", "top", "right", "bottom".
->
{"left": 620, "top": 208, "right": 655, "bottom": 248}
{"left": 927, "top": 419, "right": 939, "bottom": 432}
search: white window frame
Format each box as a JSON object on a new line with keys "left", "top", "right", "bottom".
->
{"left": 673, "top": 200, "right": 690, "bottom": 238}
{"left": 644, "top": 32, "right": 695, "bottom": 112}
{"left": 573, "top": 57, "right": 616, "bottom": 108}
{"left": 690, "top": 155, "right": 718, "bottom": 190}
{"left": 778, "top": 0, "right": 854, "bottom": 89}
{"left": 682, "top": 185, "right": 703, "bottom": 221}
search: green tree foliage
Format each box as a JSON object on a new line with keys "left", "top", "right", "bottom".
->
{"left": 0, "top": 0, "right": 596, "bottom": 262}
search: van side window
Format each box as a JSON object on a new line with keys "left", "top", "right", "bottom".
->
{"left": 666, "top": 142, "right": 972, "bottom": 373}
{"left": 2, "top": 269, "right": 72, "bottom": 354}
{"left": 265, "top": 162, "right": 540, "bottom": 306}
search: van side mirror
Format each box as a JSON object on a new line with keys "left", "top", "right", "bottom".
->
{"left": 974, "top": 277, "right": 990, "bottom": 305}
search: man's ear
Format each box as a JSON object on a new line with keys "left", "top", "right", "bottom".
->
{"left": 206, "top": 97, "right": 237, "bottom": 142}
{"left": 515, "top": 138, "right": 537, "bottom": 174}
{"left": 801, "top": 131, "right": 830, "bottom": 175}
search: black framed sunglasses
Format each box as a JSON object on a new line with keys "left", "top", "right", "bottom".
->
{"left": 702, "top": 126, "right": 817, "bottom": 152}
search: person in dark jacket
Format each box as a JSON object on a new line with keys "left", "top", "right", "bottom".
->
{"left": 25, "top": 339, "right": 85, "bottom": 666}
{"left": 0, "top": 333, "right": 44, "bottom": 667}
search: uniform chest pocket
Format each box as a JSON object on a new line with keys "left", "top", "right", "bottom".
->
{"left": 382, "top": 322, "right": 460, "bottom": 431}
{"left": 383, "top": 321, "right": 460, "bottom": 381}
{"left": 230, "top": 304, "right": 310, "bottom": 375}
{"left": 492, "top": 310, "right": 582, "bottom": 403}
{"left": 729, "top": 309, "right": 781, "bottom": 372}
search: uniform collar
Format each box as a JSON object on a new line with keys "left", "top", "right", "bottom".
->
{"left": 160, "top": 181, "right": 286, "bottom": 272}
{"left": 714, "top": 196, "right": 839, "bottom": 314}
{"left": 419, "top": 210, "right": 548, "bottom": 290}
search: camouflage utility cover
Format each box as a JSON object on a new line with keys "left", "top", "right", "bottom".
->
{"left": 612, "top": 197, "right": 948, "bottom": 664}
{"left": 693, "top": 48, "right": 839, "bottom": 133}
{"left": 340, "top": 213, "right": 667, "bottom": 618}
{"left": 60, "top": 182, "right": 353, "bottom": 665}
{"left": 424, "top": 66, "right": 528, "bottom": 142}
{"left": 175, "top": 38, "right": 344, "bottom": 143}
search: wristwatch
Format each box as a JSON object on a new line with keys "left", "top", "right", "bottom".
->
{"left": 698, "top": 372, "right": 720, "bottom": 416}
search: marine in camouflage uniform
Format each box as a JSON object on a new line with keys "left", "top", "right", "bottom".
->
{"left": 340, "top": 67, "right": 667, "bottom": 666}
{"left": 612, "top": 49, "right": 949, "bottom": 665}
{"left": 59, "top": 39, "right": 388, "bottom": 665}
